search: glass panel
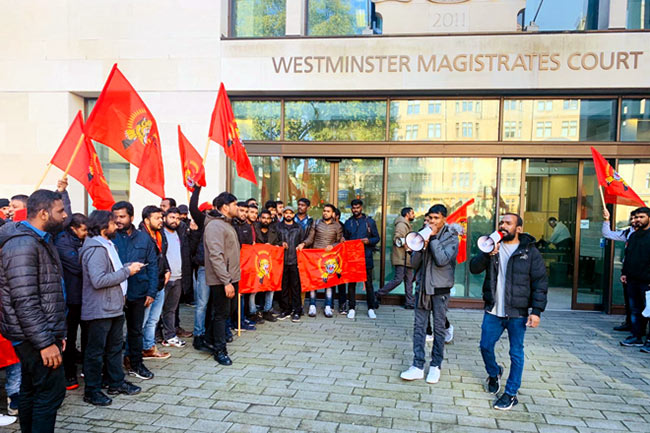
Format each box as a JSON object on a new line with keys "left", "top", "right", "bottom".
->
{"left": 621, "top": 99, "right": 650, "bottom": 142}
{"left": 612, "top": 159, "right": 650, "bottom": 305}
{"left": 231, "top": 0, "right": 286, "bottom": 37}
{"left": 627, "top": 0, "right": 650, "bottom": 29}
{"left": 502, "top": 99, "right": 617, "bottom": 141}
{"left": 284, "top": 100, "right": 387, "bottom": 141}
{"left": 384, "top": 158, "right": 497, "bottom": 298}
{"left": 338, "top": 159, "right": 384, "bottom": 285}
{"left": 232, "top": 101, "right": 282, "bottom": 141}
{"left": 500, "top": 159, "right": 522, "bottom": 215}
{"left": 525, "top": 0, "right": 605, "bottom": 31}
{"left": 286, "top": 158, "right": 331, "bottom": 219}
{"left": 390, "top": 100, "right": 499, "bottom": 141}
{"left": 231, "top": 156, "right": 281, "bottom": 204}
{"left": 307, "top": 0, "right": 369, "bottom": 36}
{"left": 576, "top": 161, "right": 605, "bottom": 305}
{"left": 524, "top": 160, "right": 578, "bottom": 310}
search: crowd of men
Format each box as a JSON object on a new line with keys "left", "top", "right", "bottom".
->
{"left": 5, "top": 178, "right": 647, "bottom": 430}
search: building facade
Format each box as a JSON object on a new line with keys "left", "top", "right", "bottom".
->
{"left": 1, "top": 0, "right": 649, "bottom": 312}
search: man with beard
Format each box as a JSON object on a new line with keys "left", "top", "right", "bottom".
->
{"left": 276, "top": 200, "right": 285, "bottom": 219}
{"left": 139, "top": 206, "right": 171, "bottom": 360}
{"left": 298, "top": 204, "right": 342, "bottom": 318}
{"left": 400, "top": 204, "right": 457, "bottom": 386}
{"left": 343, "top": 199, "right": 380, "bottom": 320}
{"left": 160, "top": 198, "right": 176, "bottom": 213}
{"left": 276, "top": 207, "right": 304, "bottom": 322}
{"left": 619, "top": 207, "right": 650, "bottom": 352}
{"left": 111, "top": 202, "right": 159, "bottom": 380}
{"left": 80, "top": 211, "right": 143, "bottom": 406}
{"left": 0, "top": 189, "right": 68, "bottom": 432}
{"left": 204, "top": 192, "right": 240, "bottom": 365}
{"left": 470, "top": 213, "right": 547, "bottom": 411}
{"left": 160, "top": 208, "right": 190, "bottom": 348}
{"left": 253, "top": 210, "right": 280, "bottom": 322}
{"left": 378, "top": 207, "right": 416, "bottom": 309}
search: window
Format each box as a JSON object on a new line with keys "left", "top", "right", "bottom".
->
{"left": 428, "top": 123, "right": 441, "bottom": 139}
{"left": 561, "top": 121, "right": 578, "bottom": 137}
{"left": 428, "top": 101, "right": 441, "bottom": 114}
{"left": 505, "top": 100, "right": 522, "bottom": 111}
{"left": 563, "top": 100, "right": 579, "bottom": 110}
{"left": 308, "top": 0, "right": 374, "bottom": 36}
{"left": 627, "top": 0, "right": 650, "bottom": 29}
{"left": 232, "top": 100, "right": 282, "bottom": 140}
{"left": 646, "top": 172, "right": 650, "bottom": 189}
{"left": 407, "top": 101, "right": 420, "bottom": 115}
{"left": 621, "top": 99, "right": 650, "bottom": 141}
{"left": 405, "top": 124, "right": 419, "bottom": 140}
{"left": 231, "top": 156, "right": 282, "bottom": 203}
{"left": 536, "top": 122, "right": 552, "bottom": 138}
{"left": 461, "top": 101, "right": 473, "bottom": 112}
{"left": 462, "top": 122, "right": 473, "bottom": 137}
{"left": 537, "top": 100, "right": 553, "bottom": 111}
{"left": 231, "top": 0, "right": 286, "bottom": 37}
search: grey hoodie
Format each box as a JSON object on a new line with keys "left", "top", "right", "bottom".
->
{"left": 80, "top": 236, "right": 131, "bottom": 321}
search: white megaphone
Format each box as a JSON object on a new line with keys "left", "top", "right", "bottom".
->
{"left": 405, "top": 225, "right": 433, "bottom": 252}
{"left": 477, "top": 230, "right": 504, "bottom": 253}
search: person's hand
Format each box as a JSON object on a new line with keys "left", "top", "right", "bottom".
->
{"left": 297, "top": 243, "right": 305, "bottom": 251}
{"left": 621, "top": 275, "right": 627, "bottom": 284}
{"left": 164, "top": 271, "right": 171, "bottom": 286}
{"left": 61, "top": 339, "right": 66, "bottom": 353}
{"left": 40, "top": 344, "right": 62, "bottom": 369}
{"left": 225, "top": 283, "right": 235, "bottom": 298}
{"left": 603, "top": 208, "right": 610, "bottom": 221}
{"left": 56, "top": 177, "right": 68, "bottom": 193}
{"left": 325, "top": 245, "right": 333, "bottom": 252}
{"left": 429, "top": 225, "right": 439, "bottom": 237}
{"left": 526, "top": 314, "right": 540, "bottom": 328}
{"left": 186, "top": 177, "right": 195, "bottom": 189}
{"left": 361, "top": 238, "right": 369, "bottom": 245}
{"left": 190, "top": 220, "right": 198, "bottom": 230}
{"left": 144, "top": 296, "right": 154, "bottom": 307}
{"left": 128, "top": 262, "right": 145, "bottom": 276}
{"left": 283, "top": 242, "right": 288, "bottom": 249}
{"left": 489, "top": 243, "right": 500, "bottom": 256}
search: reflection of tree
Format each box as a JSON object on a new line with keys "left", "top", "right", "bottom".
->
{"left": 233, "top": 101, "right": 281, "bottom": 141}
{"left": 234, "top": 0, "right": 286, "bottom": 37}
{"left": 308, "top": 0, "right": 356, "bottom": 36}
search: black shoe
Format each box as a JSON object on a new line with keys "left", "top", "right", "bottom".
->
{"left": 493, "top": 393, "right": 518, "bottom": 411}
{"left": 339, "top": 301, "right": 349, "bottom": 315}
{"left": 193, "top": 336, "right": 214, "bottom": 353}
{"left": 226, "top": 336, "right": 234, "bottom": 343}
{"left": 214, "top": 351, "right": 232, "bottom": 366}
{"left": 65, "top": 376, "right": 79, "bottom": 391}
{"left": 640, "top": 345, "right": 650, "bottom": 353}
{"left": 291, "top": 313, "right": 301, "bottom": 323}
{"left": 277, "top": 311, "right": 291, "bottom": 321}
{"left": 107, "top": 381, "right": 141, "bottom": 396}
{"left": 613, "top": 322, "right": 632, "bottom": 332}
{"left": 83, "top": 391, "right": 112, "bottom": 406}
{"left": 485, "top": 365, "right": 503, "bottom": 394}
{"left": 620, "top": 336, "right": 644, "bottom": 347}
{"left": 128, "top": 363, "right": 154, "bottom": 380}
{"left": 404, "top": 305, "right": 415, "bottom": 310}
{"left": 262, "top": 311, "right": 277, "bottom": 322}
{"left": 254, "top": 311, "right": 266, "bottom": 324}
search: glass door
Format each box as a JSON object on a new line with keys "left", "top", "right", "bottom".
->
{"left": 286, "top": 158, "right": 332, "bottom": 219}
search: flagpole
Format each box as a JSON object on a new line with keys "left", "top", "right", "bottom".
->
{"left": 202, "top": 137, "right": 211, "bottom": 166}
{"left": 35, "top": 163, "right": 53, "bottom": 190}
{"left": 237, "top": 292, "right": 241, "bottom": 337}
{"left": 62, "top": 133, "right": 86, "bottom": 179}
{"left": 598, "top": 185, "right": 607, "bottom": 210}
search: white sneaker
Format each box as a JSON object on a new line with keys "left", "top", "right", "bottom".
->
{"left": 400, "top": 366, "right": 424, "bottom": 381}
{"left": 162, "top": 336, "right": 186, "bottom": 348}
{"left": 426, "top": 334, "right": 434, "bottom": 343}
{"left": 0, "top": 414, "right": 16, "bottom": 426}
{"left": 324, "top": 305, "right": 333, "bottom": 318}
{"left": 426, "top": 366, "right": 441, "bottom": 384}
{"left": 445, "top": 324, "right": 454, "bottom": 344}
{"left": 308, "top": 305, "right": 317, "bottom": 317}
{"left": 367, "top": 309, "right": 376, "bottom": 319}
{"left": 347, "top": 309, "right": 356, "bottom": 319}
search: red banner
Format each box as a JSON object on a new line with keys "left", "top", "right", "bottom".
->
{"left": 297, "top": 240, "right": 367, "bottom": 292}
{"left": 591, "top": 147, "right": 645, "bottom": 207}
{"left": 178, "top": 126, "right": 206, "bottom": 191}
{"left": 0, "top": 334, "right": 19, "bottom": 369}
{"left": 239, "top": 243, "right": 285, "bottom": 294}
{"left": 447, "top": 198, "right": 474, "bottom": 264}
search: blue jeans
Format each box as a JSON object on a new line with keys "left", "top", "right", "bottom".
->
{"left": 142, "top": 288, "right": 165, "bottom": 350}
{"left": 5, "top": 362, "right": 21, "bottom": 396}
{"left": 249, "top": 292, "right": 275, "bottom": 314}
{"left": 309, "top": 288, "right": 332, "bottom": 307}
{"left": 193, "top": 267, "right": 210, "bottom": 336}
{"left": 479, "top": 313, "right": 527, "bottom": 396}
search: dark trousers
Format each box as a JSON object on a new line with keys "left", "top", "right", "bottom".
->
{"left": 628, "top": 280, "right": 649, "bottom": 339}
{"left": 208, "top": 283, "right": 238, "bottom": 353}
{"left": 347, "top": 267, "right": 376, "bottom": 310}
{"left": 413, "top": 294, "right": 449, "bottom": 369}
{"left": 84, "top": 315, "right": 125, "bottom": 394}
{"left": 124, "top": 297, "right": 146, "bottom": 367}
{"left": 336, "top": 284, "right": 347, "bottom": 308}
{"left": 378, "top": 265, "right": 415, "bottom": 307}
{"left": 13, "top": 341, "right": 66, "bottom": 433}
{"left": 623, "top": 282, "right": 632, "bottom": 325}
{"left": 161, "top": 279, "right": 183, "bottom": 340}
{"left": 63, "top": 304, "right": 87, "bottom": 380}
{"left": 280, "top": 264, "right": 301, "bottom": 314}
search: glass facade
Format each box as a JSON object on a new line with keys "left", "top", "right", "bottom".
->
{"left": 286, "top": 158, "right": 331, "bottom": 219}
{"left": 627, "top": 0, "right": 650, "bottom": 29}
{"left": 231, "top": 156, "right": 282, "bottom": 204}
{"left": 307, "top": 0, "right": 371, "bottom": 36}
{"left": 231, "top": 0, "right": 286, "bottom": 38}
{"left": 621, "top": 99, "right": 650, "bottom": 142}
{"left": 232, "top": 100, "right": 282, "bottom": 141}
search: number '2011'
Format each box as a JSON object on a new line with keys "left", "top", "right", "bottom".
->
{"left": 432, "top": 13, "right": 466, "bottom": 28}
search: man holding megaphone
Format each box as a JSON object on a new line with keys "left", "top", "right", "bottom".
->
{"left": 470, "top": 213, "right": 548, "bottom": 411}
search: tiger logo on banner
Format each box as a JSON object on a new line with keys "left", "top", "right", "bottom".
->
{"left": 297, "top": 240, "right": 367, "bottom": 292}
{"left": 319, "top": 251, "right": 343, "bottom": 283}
{"left": 239, "top": 244, "right": 284, "bottom": 294}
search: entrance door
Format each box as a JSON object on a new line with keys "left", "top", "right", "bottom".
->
{"left": 286, "top": 158, "right": 332, "bottom": 219}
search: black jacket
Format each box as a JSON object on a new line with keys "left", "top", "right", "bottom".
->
{"left": 622, "top": 227, "right": 650, "bottom": 283}
{"left": 233, "top": 218, "right": 254, "bottom": 246}
{"left": 254, "top": 222, "right": 280, "bottom": 246}
{"left": 276, "top": 221, "right": 304, "bottom": 266}
{"left": 0, "top": 223, "right": 66, "bottom": 350}
{"left": 138, "top": 222, "right": 169, "bottom": 291}
{"left": 113, "top": 226, "right": 159, "bottom": 301}
{"left": 54, "top": 229, "right": 84, "bottom": 305}
{"left": 469, "top": 233, "right": 548, "bottom": 318}
{"left": 189, "top": 186, "right": 206, "bottom": 268}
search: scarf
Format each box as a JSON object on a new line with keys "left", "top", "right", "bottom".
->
{"left": 95, "top": 236, "right": 128, "bottom": 295}
{"left": 144, "top": 224, "right": 163, "bottom": 252}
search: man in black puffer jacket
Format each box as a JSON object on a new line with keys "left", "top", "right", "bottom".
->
{"left": 470, "top": 213, "right": 547, "bottom": 411}
{"left": 0, "top": 189, "right": 69, "bottom": 433}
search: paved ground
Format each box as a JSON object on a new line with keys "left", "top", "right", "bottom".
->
{"left": 2, "top": 304, "right": 650, "bottom": 433}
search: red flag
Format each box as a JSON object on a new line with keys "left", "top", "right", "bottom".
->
{"left": 178, "top": 126, "right": 206, "bottom": 191}
{"left": 85, "top": 64, "right": 165, "bottom": 198}
{"left": 297, "top": 240, "right": 367, "bottom": 292}
{"left": 447, "top": 198, "right": 475, "bottom": 264}
{"left": 590, "top": 147, "right": 645, "bottom": 207}
{"left": 0, "top": 333, "right": 19, "bottom": 369}
{"left": 50, "top": 112, "right": 115, "bottom": 210}
{"left": 208, "top": 83, "right": 257, "bottom": 185}
{"left": 239, "top": 244, "right": 285, "bottom": 294}
{"left": 13, "top": 209, "right": 26, "bottom": 222}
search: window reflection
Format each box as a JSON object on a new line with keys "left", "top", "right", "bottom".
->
{"left": 627, "top": 0, "right": 650, "bottom": 29}
{"left": 621, "top": 99, "right": 650, "bottom": 142}
{"left": 286, "top": 158, "right": 330, "bottom": 219}
{"left": 231, "top": 156, "right": 281, "bottom": 204}
{"left": 232, "top": 100, "right": 281, "bottom": 141}
{"left": 231, "top": 0, "right": 286, "bottom": 37}
{"left": 308, "top": 0, "right": 371, "bottom": 36}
